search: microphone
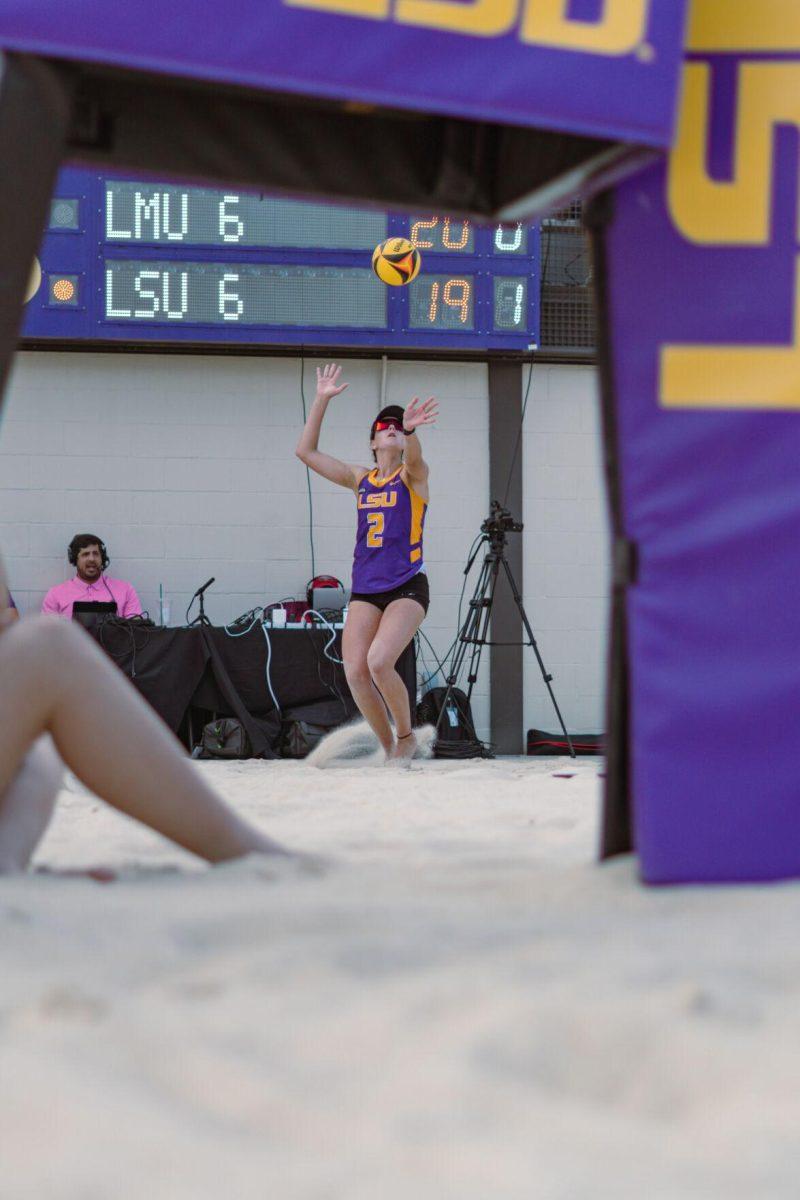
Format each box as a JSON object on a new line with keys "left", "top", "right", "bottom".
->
{"left": 192, "top": 577, "right": 215, "bottom": 598}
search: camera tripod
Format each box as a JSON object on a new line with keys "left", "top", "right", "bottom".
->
{"left": 436, "top": 502, "right": 575, "bottom": 757}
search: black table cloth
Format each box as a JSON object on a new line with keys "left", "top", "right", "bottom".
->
{"left": 90, "top": 620, "right": 415, "bottom": 742}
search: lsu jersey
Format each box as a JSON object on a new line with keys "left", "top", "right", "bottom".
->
{"left": 352, "top": 466, "right": 427, "bottom": 593}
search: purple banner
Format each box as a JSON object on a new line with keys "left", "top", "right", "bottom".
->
{"left": 605, "top": 10, "right": 800, "bottom": 881}
{"left": 0, "top": 0, "right": 686, "bottom": 146}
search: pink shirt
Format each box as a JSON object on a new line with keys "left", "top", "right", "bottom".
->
{"left": 41, "top": 575, "right": 142, "bottom": 619}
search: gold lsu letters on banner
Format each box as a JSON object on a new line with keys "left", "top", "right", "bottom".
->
{"left": 662, "top": 6, "right": 800, "bottom": 410}
{"left": 283, "top": 0, "right": 650, "bottom": 53}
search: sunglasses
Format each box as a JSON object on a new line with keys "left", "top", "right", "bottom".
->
{"left": 373, "top": 419, "right": 404, "bottom": 433}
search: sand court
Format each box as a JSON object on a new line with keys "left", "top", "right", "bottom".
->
{"left": 3, "top": 756, "right": 800, "bottom": 1198}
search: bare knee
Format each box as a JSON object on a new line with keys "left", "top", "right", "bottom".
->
{"left": 344, "top": 655, "right": 372, "bottom": 691}
{"left": 366, "top": 645, "right": 395, "bottom": 683}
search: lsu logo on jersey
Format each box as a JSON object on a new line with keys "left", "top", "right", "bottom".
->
{"left": 283, "top": 0, "right": 651, "bottom": 54}
{"left": 358, "top": 489, "right": 398, "bottom": 510}
{"left": 661, "top": 4, "right": 800, "bottom": 409}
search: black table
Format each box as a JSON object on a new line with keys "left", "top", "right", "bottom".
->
{"left": 90, "top": 619, "right": 416, "bottom": 753}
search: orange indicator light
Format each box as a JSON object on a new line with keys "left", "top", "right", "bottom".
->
{"left": 53, "top": 279, "right": 75, "bottom": 302}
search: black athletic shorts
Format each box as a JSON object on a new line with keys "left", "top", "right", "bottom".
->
{"left": 350, "top": 572, "right": 429, "bottom": 615}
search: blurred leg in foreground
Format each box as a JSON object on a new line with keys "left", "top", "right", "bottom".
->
{"left": 0, "top": 616, "right": 289, "bottom": 871}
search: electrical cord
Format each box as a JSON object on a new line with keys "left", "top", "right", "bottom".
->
{"left": 260, "top": 622, "right": 282, "bottom": 716}
{"left": 226, "top": 607, "right": 346, "bottom": 716}
{"left": 303, "top": 609, "right": 343, "bottom": 664}
{"left": 414, "top": 531, "right": 483, "bottom": 695}
{"left": 416, "top": 628, "right": 455, "bottom": 690}
{"left": 502, "top": 356, "right": 535, "bottom": 509}
{"left": 303, "top": 610, "right": 349, "bottom": 717}
{"left": 222, "top": 607, "right": 345, "bottom": 717}
{"left": 223, "top": 608, "right": 264, "bottom": 636}
{"left": 101, "top": 574, "right": 118, "bottom": 609}
{"left": 415, "top": 629, "right": 445, "bottom": 691}
{"left": 415, "top": 631, "right": 439, "bottom": 691}
{"left": 316, "top": 651, "right": 349, "bottom": 719}
{"left": 264, "top": 596, "right": 296, "bottom": 615}
{"left": 221, "top": 607, "right": 282, "bottom": 714}
{"left": 299, "top": 350, "right": 317, "bottom": 580}
{"left": 97, "top": 613, "right": 154, "bottom": 680}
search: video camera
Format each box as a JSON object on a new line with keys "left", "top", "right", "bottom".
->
{"left": 481, "top": 500, "right": 523, "bottom": 537}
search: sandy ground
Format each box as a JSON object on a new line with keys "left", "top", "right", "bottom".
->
{"left": 3, "top": 755, "right": 800, "bottom": 1199}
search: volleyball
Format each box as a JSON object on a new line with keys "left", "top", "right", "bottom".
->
{"left": 371, "top": 237, "right": 421, "bottom": 286}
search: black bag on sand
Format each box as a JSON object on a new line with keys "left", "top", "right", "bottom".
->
{"left": 416, "top": 686, "right": 493, "bottom": 759}
{"left": 527, "top": 729, "right": 603, "bottom": 756}
{"left": 280, "top": 719, "right": 331, "bottom": 759}
{"left": 278, "top": 698, "right": 352, "bottom": 759}
{"left": 195, "top": 716, "right": 280, "bottom": 760}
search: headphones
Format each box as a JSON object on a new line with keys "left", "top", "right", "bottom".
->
{"left": 68, "top": 534, "right": 110, "bottom": 571}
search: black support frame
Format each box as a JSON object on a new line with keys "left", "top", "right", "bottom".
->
{"left": 584, "top": 192, "right": 634, "bottom": 858}
{"left": 0, "top": 56, "right": 71, "bottom": 418}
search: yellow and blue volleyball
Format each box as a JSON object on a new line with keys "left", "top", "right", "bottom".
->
{"left": 371, "top": 237, "right": 422, "bottom": 286}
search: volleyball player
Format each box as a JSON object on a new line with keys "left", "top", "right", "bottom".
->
{"left": 296, "top": 363, "right": 437, "bottom": 762}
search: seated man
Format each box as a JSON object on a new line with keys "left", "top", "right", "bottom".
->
{"left": 42, "top": 532, "right": 142, "bottom": 619}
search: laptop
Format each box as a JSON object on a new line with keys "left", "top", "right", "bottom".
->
{"left": 311, "top": 586, "right": 347, "bottom": 618}
{"left": 72, "top": 600, "right": 117, "bottom": 629}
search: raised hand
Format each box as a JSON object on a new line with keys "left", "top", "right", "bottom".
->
{"left": 315, "top": 362, "right": 349, "bottom": 404}
{"left": 403, "top": 396, "right": 438, "bottom": 432}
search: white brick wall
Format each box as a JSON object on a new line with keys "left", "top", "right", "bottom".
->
{"left": 0, "top": 353, "right": 610, "bottom": 742}
{"left": 523, "top": 365, "right": 610, "bottom": 736}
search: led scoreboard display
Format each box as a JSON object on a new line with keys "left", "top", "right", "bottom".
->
{"left": 22, "top": 169, "right": 540, "bottom": 352}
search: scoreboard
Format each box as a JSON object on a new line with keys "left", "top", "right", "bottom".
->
{"left": 22, "top": 169, "right": 540, "bottom": 352}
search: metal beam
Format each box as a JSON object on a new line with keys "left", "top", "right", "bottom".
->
{"left": 488, "top": 360, "right": 524, "bottom": 754}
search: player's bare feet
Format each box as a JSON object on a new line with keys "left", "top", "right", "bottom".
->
{"left": 387, "top": 730, "right": 417, "bottom": 766}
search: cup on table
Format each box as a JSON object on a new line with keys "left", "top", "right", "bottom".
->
{"left": 271, "top": 606, "right": 287, "bottom": 628}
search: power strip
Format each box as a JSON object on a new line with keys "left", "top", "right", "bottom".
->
{"left": 264, "top": 620, "right": 345, "bottom": 630}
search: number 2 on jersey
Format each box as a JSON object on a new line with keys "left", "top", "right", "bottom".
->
{"left": 366, "top": 512, "right": 384, "bottom": 548}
